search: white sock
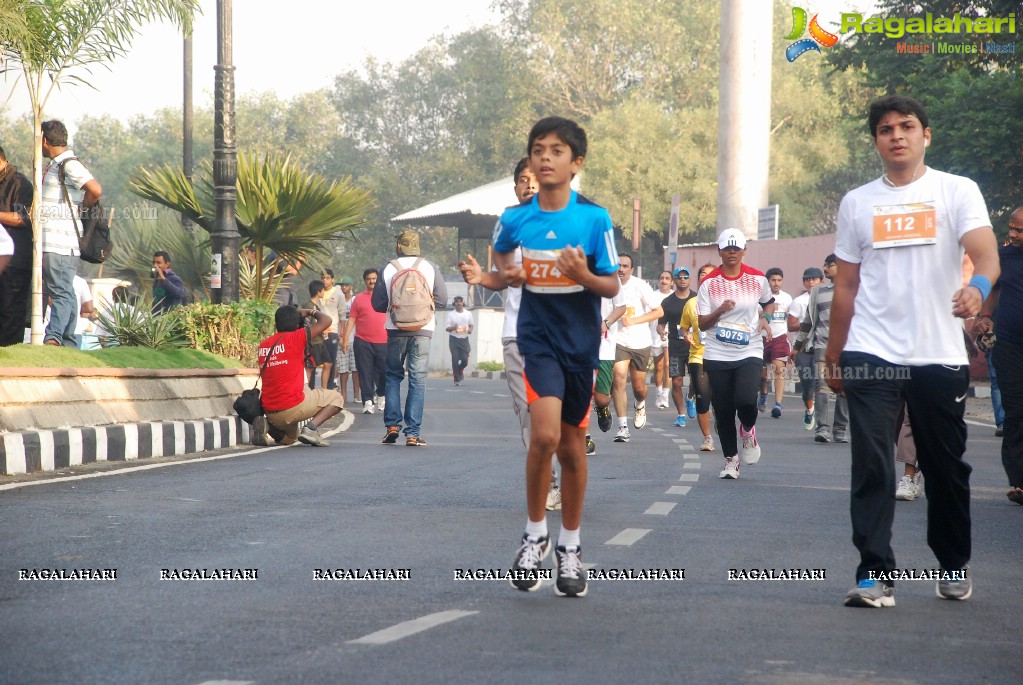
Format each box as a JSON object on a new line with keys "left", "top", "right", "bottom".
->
{"left": 559, "top": 525, "right": 580, "bottom": 550}
{"left": 619, "top": 417, "right": 628, "bottom": 427}
{"left": 636, "top": 400, "right": 646, "bottom": 410}
{"left": 525, "top": 518, "right": 548, "bottom": 540}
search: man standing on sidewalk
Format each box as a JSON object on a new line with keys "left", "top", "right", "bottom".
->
{"left": 372, "top": 229, "right": 447, "bottom": 447}
{"left": 0, "top": 144, "right": 33, "bottom": 345}
{"left": 39, "top": 120, "right": 102, "bottom": 347}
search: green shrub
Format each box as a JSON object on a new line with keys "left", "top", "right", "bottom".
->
{"left": 476, "top": 361, "right": 504, "bottom": 372}
{"left": 93, "top": 292, "right": 188, "bottom": 351}
{"left": 176, "top": 299, "right": 277, "bottom": 366}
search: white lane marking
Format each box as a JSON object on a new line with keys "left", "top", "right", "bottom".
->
{"left": 644, "top": 502, "right": 677, "bottom": 516}
{"left": 194, "top": 681, "right": 254, "bottom": 685}
{"left": 682, "top": 462, "right": 700, "bottom": 470}
{"left": 604, "top": 528, "right": 651, "bottom": 546}
{"left": 347, "top": 610, "right": 478, "bottom": 645}
{"left": 470, "top": 391, "right": 486, "bottom": 394}
{"left": 672, "top": 439, "right": 689, "bottom": 444}
{"left": 965, "top": 419, "right": 996, "bottom": 428}
{"left": 682, "top": 453, "right": 699, "bottom": 460}
{"left": 0, "top": 412, "right": 355, "bottom": 492}
{"left": 678, "top": 473, "right": 699, "bottom": 482}
{"left": 650, "top": 427, "right": 664, "bottom": 432}
{"left": 665, "top": 485, "right": 691, "bottom": 495}
{"left": 494, "top": 393, "right": 509, "bottom": 398}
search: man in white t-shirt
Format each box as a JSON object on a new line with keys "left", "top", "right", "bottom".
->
{"left": 611, "top": 253, "right": 664, "bottom": 442}
{"left": 650, "top": 271, "right": 674, "bottom": 409}
{"left": 826, "top": 95, "right": 1000, "bottom": 609}
{"left": 758, "top": 267, "right": 792, "bottom": 418}
{"left": 787, "top": 267, "right": 823, "bottom": 431}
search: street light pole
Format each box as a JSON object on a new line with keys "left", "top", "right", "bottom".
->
{"left": 212, "top": 0, "right": 239, "bottom": 303}
{"left": 182, "top": 31, "right": 194, "bottom": 234}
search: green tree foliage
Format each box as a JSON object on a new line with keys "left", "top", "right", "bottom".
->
{"left": 826, "top": 0, "right": 1023, "bottom": 222}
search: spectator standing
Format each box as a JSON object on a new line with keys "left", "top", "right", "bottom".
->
{"left": 343, "top": 268, "right": 388, "bottom": 414}
{"left": 151, "top": 251, "right": 185, "bottom": 313}
{"left": 303, "top": 281, "right": 332, "bottom": 389}
{"left": 38, "top": 120, "right": 102, "bottom": 347}
{"left": 320, "top": 269, "right": 345, "bottom": 390}
{"left": 0, "top": 144, "right": 33, "bottom": 345}
{"left": 372, "top": 229, "right": 447, "bottom": 447}
{"left": 335, "top": 276, "right": 360, "bottom": 403}
{"left": 446, "top": 295, "right": 474, "bottom": 385}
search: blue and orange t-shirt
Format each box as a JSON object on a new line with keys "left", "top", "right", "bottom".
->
{"left": 492, "top": 191, "right": 619, "bottom": 372}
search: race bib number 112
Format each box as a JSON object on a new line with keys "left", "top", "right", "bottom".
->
{"left": 872, "top": 202, "right": 937, "bottom": 249}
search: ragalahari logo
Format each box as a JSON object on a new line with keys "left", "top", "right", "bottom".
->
{"left": 785, "top": 7, "right": 840, "bottom": 61}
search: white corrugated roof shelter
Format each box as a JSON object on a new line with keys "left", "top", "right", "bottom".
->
{"left": 391, "top": 178, "right": 515, "bottom": 239}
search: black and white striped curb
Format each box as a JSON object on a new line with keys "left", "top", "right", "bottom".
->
{"left": 0, "top": 417, "right": 251, "bottom": 476}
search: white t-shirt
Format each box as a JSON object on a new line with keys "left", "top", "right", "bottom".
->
{"left": 447, "top": 309, "right": 473, "bottom": 339}
{"left": 73, "top": 275, "right": 93, "bottom": 335}
{"left": 599, "top": 292, "right": 626, "bottom": 361}
{"left": 767, "top": 289, "right": 793, "bottom": 338}
{"left": 834, "top": 168, "right": 991, "bottom": 365}
{"left": 322, "top": 285, "right": 345, "bottom": 335}
{"left": 0, "top": 227, "right": 13, "bottom": 257}
{"left": 788, "top": 291, "right": 810, "bottom": 325}
{"left": 650, "top": 287, "right": 673, "bottom": 350}
{"left": 495, "top": 247, "right": 523, "bottom": 340}
{"left": 614, "top": 276, "right": 659, "bottom": 350}
{"left": 697, "top": 264, "right": 773, "bottom": 362}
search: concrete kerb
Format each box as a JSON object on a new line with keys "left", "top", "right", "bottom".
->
{"left": 0, "top": 367, "right": 261, "bottom": 476}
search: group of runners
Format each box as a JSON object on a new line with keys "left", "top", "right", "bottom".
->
{"left": 467, "top": 95, "right": 1007, "bottom": 608}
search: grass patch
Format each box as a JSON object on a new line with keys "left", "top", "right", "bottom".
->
{"left": 0, "top": 344, "right": 245, "bottom": 370}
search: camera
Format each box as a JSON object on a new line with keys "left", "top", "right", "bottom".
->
{"left": 150, "top": 267, "right": 158, "bottom": 278}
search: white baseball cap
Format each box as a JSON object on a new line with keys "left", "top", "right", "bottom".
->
{"left": 717, "top": 228, "right": 747, "bottom": 250}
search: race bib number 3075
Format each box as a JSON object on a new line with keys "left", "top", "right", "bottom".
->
{"left": 521, "top": 247, "right": 583, "bottom": 293}
{"left": 872, "top": 202, "right": 937, "bottom": 249}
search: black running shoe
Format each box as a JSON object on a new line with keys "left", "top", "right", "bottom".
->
{"left": 511, "top": 534, "right": 550, "bottom": 591}
{"left": 596, "top": 404, "right": 612, "bottom": 433}
{"left": 554, "top": 545, "right": 588, "bottom": 597}
{"left": 586, "top": 435, "right": 596, "bottom": 455}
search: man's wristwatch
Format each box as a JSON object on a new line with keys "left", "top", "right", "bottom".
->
{"left": 603, "top": 319, "right": 611, "bottom": 328}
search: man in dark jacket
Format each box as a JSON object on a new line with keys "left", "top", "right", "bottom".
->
{"left": 0, "top": 144, "right": 34, "bottom": 346}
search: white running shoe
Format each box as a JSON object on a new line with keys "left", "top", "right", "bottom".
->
{"left": 634, "top": 402, "right": 647, "bottom": 429}
{"left": 719, "top": 456, "right": 740, "bottom": 479}
{"left": 739, "top": 425, "right": 761, "bottom": 465}
{"left": 546, "top": 485, "right": 562, "bottom": 511}
{"left": 895, "top": 475, "right": 918, "bottom": 501}
{"left": 701, "top": 435, "right": 714, "bottom": 452}
{"left": 363, "top": 400, "right": 375, "bottom": 414}
{"left": 614, "top": 425, "right": 631, "bottom": 442}
{"left": 912, "top": 471, "right": 924, "bottom": 498}
{"left": 375, "top": 395, "right": 386, "bottom": 412}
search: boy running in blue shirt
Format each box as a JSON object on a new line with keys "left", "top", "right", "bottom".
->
{"left": 493, "top": 117, "right": 620, "bottom": 597}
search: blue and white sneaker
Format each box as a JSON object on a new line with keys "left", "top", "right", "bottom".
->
{"left": 803, "top": 410, "right": 815, "bottom": 431}
{"left": 673, "top": 415, "right": 687, "bottom": 428}
{"left": 686, "top": 397, "right": 697, "bottom": 419}
{"left": 844, "top": 578, "right": 895, "bottom": 608}
{"left": 757, "top": 392, "right": 768, "bottom": 412}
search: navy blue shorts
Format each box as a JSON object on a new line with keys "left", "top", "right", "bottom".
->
{"left": 522, "top": 353, "right": 594, "bottom": 428}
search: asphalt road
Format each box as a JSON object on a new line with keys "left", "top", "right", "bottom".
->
{"left": 1, "top": 377, "right": 1020, "bottom": 685}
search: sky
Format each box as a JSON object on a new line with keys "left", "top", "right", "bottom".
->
{"left": 0, "top": 0, "right": 503, "bottom": 134}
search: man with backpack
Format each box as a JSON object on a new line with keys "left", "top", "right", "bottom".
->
{"left": 372, "top": 229, "right": 447, "bottom": 446}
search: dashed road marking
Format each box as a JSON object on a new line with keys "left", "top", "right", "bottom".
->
{"left": 604, "top": 528, "right": 652, "bottom": 546}
{"left": 194, "top": 681, "right": 254, "bottom": 685}
{"left": 682, "top": 462, "right": 700, "bottom": 470}
{"left": 644, "top": 502, "right": 677, "bottom": 516}
{"left": 678, "top": 473, "right": 699, "bottom": 482}
{"left": 347, "top": 610, "right": 478, "bottom": 645}
{"left": 671, "top": 438, "right": 689, "bottom": 444}
{"left": 666, "top": 485, "right": 691, "bottom": 495}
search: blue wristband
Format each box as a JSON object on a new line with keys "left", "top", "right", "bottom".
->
{"left": 968, "top": 275, "right": 991, "bottom": 303}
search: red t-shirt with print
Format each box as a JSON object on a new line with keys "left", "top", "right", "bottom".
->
{"left": 257, "top": 328, "right": 307, "bottom": 412}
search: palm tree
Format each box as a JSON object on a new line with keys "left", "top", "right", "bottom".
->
{"left": 1, "top": 0, "right": 200, "bottom": 343}
{"left": 129, "top": 151, "right": 375, "bottom": 301}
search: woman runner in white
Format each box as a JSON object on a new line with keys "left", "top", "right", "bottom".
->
{"left": 697, "top": 228, "right": 776, "bottom": 479}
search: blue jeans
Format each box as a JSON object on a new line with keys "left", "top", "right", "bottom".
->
{"left": 384, "top": 335, "right": 430, "bottom": 437}
{"left": 43, "top": 252, "right": 80, "bottom": 347}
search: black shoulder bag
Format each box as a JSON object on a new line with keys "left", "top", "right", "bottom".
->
{"left": 58, "top": 157, "right": 114, "bottom": 264}
{"left": 234, "top": 335, "right": 284, "bottom": 424}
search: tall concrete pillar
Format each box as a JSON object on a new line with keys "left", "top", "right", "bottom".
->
{"left": 716, "top": 0, "right": 773, "bottom": 239}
